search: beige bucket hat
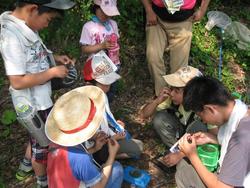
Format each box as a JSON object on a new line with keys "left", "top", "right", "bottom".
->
{"left": 45, "top": 86, "right": 105, "bottom": 146}
{"left": 163, "top": 66, "right": 202, "bottom": 87}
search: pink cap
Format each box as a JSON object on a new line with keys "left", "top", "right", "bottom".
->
{"left": 94, "top": 0, "right": 120, "bottom": 16}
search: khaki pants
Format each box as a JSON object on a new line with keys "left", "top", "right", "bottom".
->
{"left": 146, "top": 17, "right": 192, "bottom": 96}
{"left": 153, "top": 110, "right": 207, "bottom": 148}
{"left": 175, "top": 159, "right": 206, "bottom": 188}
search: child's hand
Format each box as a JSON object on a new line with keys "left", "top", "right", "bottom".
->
{"left": 93, "top": 132, "right": 108, "bottom": 152}
{"left": 108, "top": 138, "right": 120, "bottom": 158}
{"left": 54, "top": 55, "right": 76, "bottom": 65}
{"left": 116, "top": 120, "right": 125, "bottom": 128}
{"left": 51, "top": 65, "right": 69, "bottom": 78}
{"left": 155, "top": 88, "right": 171, "bottom": 104}
{"left": 163, "top": 152, "right": 184, "bottom": 167}
{"left": 101, "top": 40, "right": 116, "bottom": 50}
{"left": 112, "top": 131, "right": 126, "bottom": 140}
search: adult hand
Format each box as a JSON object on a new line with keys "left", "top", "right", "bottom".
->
{"left": 54, "top": 55, "right": 76, "bottom": 65}
{"left": 155, "top": 88, "right": 171, "bottom": 104}
{"left": 108, "top": 138, "right": 120, "bottom": 158}
{"left": 192, "top": 9, "right": 206, "bottom": 22}
{"left": 163, "top": 152, "right": 184, "bottom": 167}
{"left": 178, "top": 134, "right": 197, "bottom": 158}
{"left": 193, "top": 132, "right": 218, "bottom": 145}
{"left": 51, "top": 65, "right": 69, "bottom": 78}
{"left": 146, "top": 9, "right": 158, "bottom": 26}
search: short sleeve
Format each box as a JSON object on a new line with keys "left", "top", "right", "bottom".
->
{"left": 218, "top": 131, "right": 249, "bottom": 187}
{"left": 79, "top": 23, "right": 92, "bottom": 45}
{"left": 0, "top": 30, "right": 26, "bottom": 75}
{"left": 68, "top": 147, "right": 102, "bottom": 187}
{"left": 109, "top": 20, "right": 119, "bottom": 38}
{"left": 156, "top": 98, "right": 171, "bottom": 111}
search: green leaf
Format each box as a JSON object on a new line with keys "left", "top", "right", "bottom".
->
{"left": 1, "top": 129, "right": 10, "bottom": 138}
{"left": 0, "top": 110, "right": 16, "bottom": 125}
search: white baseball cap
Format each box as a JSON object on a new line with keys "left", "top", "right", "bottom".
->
{"left": 93, "top": 0, "right": 120, "bottom": 16}
{"left": 83, "top": 51, "right": 121, "bottom": 85}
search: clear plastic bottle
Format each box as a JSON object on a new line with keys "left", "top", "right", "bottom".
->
{"left": 14, "top": 96, "right": 50, "bottom": 147}
{"left": 205, "top": 11, "right": 232, "bottom": 31}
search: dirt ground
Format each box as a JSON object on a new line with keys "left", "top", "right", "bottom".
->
{"left": 0, "top": 20, "right": 249, "bottom": 188}
{"left": 0, "top": 43, "right": 178, "bottom": 188}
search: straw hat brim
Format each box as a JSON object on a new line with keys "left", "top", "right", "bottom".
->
{"left": 45, "top": 86, "right": 105, "bottom": 147}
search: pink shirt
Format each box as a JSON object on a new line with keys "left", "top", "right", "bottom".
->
{"left": 80, "top": 19, "right": 121, "bottom": 65}
{"left": 152, "top": 0, "right": 196, "bottom": 10}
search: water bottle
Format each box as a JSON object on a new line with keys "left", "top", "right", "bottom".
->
{"left": 107, "top": 33, "right": 120, "bottom": 65}
{"left": 205, "top": 11, "right": 232, "bottom": 31}
{"left": 14, "top": 96, "right": 50, "bottom": 147}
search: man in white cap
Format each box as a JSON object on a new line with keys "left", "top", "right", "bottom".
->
{"left": 0, "top": 0, "right": 75, "bottom": 187}
{"left": 46, "top": 86, "right": 123, "bottom": 188}
{"left": 140, "top": 66, "right": 217, "bottom": 173}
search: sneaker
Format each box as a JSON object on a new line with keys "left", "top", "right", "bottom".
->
{"left": 15, "top": 164, "right": 33, "bottom": 181}
{"left": 16, "top": 169, "right": 33, "bottom": 181}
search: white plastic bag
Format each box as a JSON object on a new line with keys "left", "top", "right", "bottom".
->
{"left": 205, "top": 11, "right": 231, "bottom": 31}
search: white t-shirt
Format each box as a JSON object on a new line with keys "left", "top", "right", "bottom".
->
{"left": 79, "top": 19, "right": 120, "bottom": 65}
{"left": 0, "top": 11, "right": 53, "bottom": 110}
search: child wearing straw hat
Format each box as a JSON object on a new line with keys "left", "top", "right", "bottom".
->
{"left": 0, "top": 0, "right": 75, "bottom": 186}
{"left": 82, "top": 51, "right": 143, "bottom": 160}
{"left": 45, "top": 85, "right": 123, "bottom": 188}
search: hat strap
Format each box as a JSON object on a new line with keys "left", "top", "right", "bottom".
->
{"left": 61, "top": 99, "right": 96, "bottom": 134}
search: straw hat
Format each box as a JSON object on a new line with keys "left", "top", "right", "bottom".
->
{"left": 45, "top": 86, "right": 105, "bottom": 146}
{"left": 163, "top": 66, "right": 202, "bottom": 87}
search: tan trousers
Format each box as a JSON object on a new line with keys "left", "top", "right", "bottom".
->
{"left": 146, "top": 17, "right": 193, "bottom": 96}
{"left": 175, "top": 159, "right": 206, "bottom": 188}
